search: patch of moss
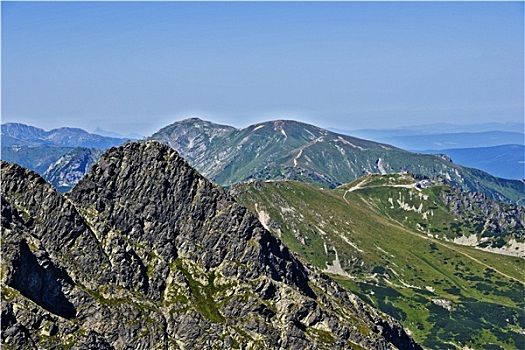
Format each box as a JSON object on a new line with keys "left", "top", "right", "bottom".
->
{"left": 1, "top": 286, "right": 21, "bottom": 302}
{"left": 307, "top": 327, "right": 335, "bottom": 344}
{"left": 173, "top": 260, "right": 225, "bottom": 323}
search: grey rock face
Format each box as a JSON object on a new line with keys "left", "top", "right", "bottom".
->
{"left": 1, "top": 141, "right": 421, "bottom": 349}
{"left": 440, "top": 186, "right": 525, "bottom": 251}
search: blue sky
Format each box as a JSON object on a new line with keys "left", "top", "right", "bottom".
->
{"left": 2, "top": 1, "right": 523, "bottom": 135}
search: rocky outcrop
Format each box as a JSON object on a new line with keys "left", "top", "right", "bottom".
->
{"left": 441, "top": 187, "right": 525, "bottom": 237}
{"left": 1, "top": 142, "right": 421, "bottom": 349}
{"left": 440, "top": 186, "right": 525, "bottom": 256}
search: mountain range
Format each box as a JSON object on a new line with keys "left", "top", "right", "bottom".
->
{"left": 2, "top": 119, "right": 524, "bottom": 204}
{"left": 1, "top": 141, "right": 420, "bottom": 349}
{"left": 1, "top": 123, "right": 129, "bottom": 192}
{"left": 334, "top": 122, "right": 524, "bottom": 150}
{"left": 1, "top": 122, "right": 129, "bottom": 148}
{"left": 149, "top": 118, "right": 525, "bottom": 205}
{"left": 332, "top": 124, "right": 524, "bottom": 180}
{"left": 2, "top": 123, "right": 524, "bottom": 348}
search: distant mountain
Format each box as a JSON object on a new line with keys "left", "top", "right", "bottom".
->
{"left": 1, "top": 145, "right": 104, "bottom": 193}
{"left": 1, "top": 122, "right": 128, "bottom": 148}
{"left": 421, "top": 144, "right": 525, "bottom": 180}
{"left": 1, "top": 145, "right": 75, "bottom": 174}
{"left": 43, "top": 148, "right": 104, "bottom": 192}
{"left": 1, "top": 142, "right": 420, "bottom": 349}
{"left": 332, "top": 121, "right": 525, "bottom": 139}
{"left": 149, "top": 118, "right": 525, "bottom": 205}
{"left": 93, "top": 127, "right": 143, "bottom": 140}
{"left": 1, "top": 122, "right": 129, "bottom": 192}
{"left": 232, "top": 175, "right": 525, "bottom": 349}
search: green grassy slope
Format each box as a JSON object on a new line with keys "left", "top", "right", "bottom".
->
{"left": 338, "top": 174, "right": 525, "bottom": 253}
{"left": 232, "top": 180, "right": 525, "bottom": 349}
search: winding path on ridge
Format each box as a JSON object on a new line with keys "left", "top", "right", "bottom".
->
{"left": 342, "top": 180, "right": 419, "bottom": 204}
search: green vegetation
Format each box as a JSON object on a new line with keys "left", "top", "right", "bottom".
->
{"left": 233, "top": 177, "right": 525, "bottom": 349}
{"left": 340, "top": 174, "right": 524, "bottom": 247}
{"left": 172, "top": 260, "right": 225, "bottom": 323}
{"left": 307, "top": 327, "right": 335, "bottom": 344}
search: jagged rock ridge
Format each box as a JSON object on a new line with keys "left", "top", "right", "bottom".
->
{"left": 1, "top": 141, "right": 421, "bottom": 349}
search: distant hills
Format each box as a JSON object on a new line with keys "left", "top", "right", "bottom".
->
{"left": 420, "top": 145, "right": 524, "bottom": 180}
{"left": 1, "top": 123, "right": 129, "bottom": 192}
{"left": 331, "top": 122, "right": 524, "bottom": 180}
{"left": 2, "top": 119, "right": 524, "bottom": 204}
{"left": 93, "top": 126, "right": 143, "bottom": 140}
{"left": 1, "top": 122, "right": 129, "bottom": 148}
{"left": 347, "top": 131, "right": 523, "bottom": 151}
{"left": 333, "top": 122, "right": 524, "bottom": 149}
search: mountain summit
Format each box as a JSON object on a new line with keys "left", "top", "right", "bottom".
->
{"left": 1, "top": 141, "right": 420, "bottom": 349}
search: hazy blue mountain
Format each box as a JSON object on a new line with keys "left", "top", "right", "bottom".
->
{"left": 1, "top": 145, "right": 75, "bottom": 174}
{"left": 1, "top": 145, "right": 104, "bottom": 192}
{"left": 332, "top": 121, "right": 525, "bottom": 139}
{"left": 1, "top": 122, "right": 129, "bottom": 192}
{"left": 332, "top": 123, "right": 524, "bottom": 180}
{"left": 1, "top": 122, "right": 128, "bottom": 148}
{"left": 93, "top": 126, "right": 143, "bottom": 140}
{"left": 335, "top": 130, "right": 524, "bottom": 151}
{"left": 42, "top": 147, "right": 104, "bottom": 192}
{"left": 421, "top": 144, "right": 525, "bottom": 180}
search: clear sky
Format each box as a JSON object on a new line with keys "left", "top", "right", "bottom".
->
{"left": 2, "top": 1, "right": 523, "bottom": 135}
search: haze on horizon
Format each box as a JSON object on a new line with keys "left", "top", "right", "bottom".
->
{"left": 2, "top": 1, "right": 523, "bottom": 136}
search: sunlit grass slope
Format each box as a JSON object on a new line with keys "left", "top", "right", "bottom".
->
{"left": 233, "top": 178, "right": 525, "bottom": 349}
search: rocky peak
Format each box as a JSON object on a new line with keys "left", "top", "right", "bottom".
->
{"left": 67, "top": 141, "right": 315, "bottom": 298}
{"left": 148, "top": 119, "right": 235, "bottom": 164}
{"left": 2, "top": 142, "right": 421, "bottom": 349}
